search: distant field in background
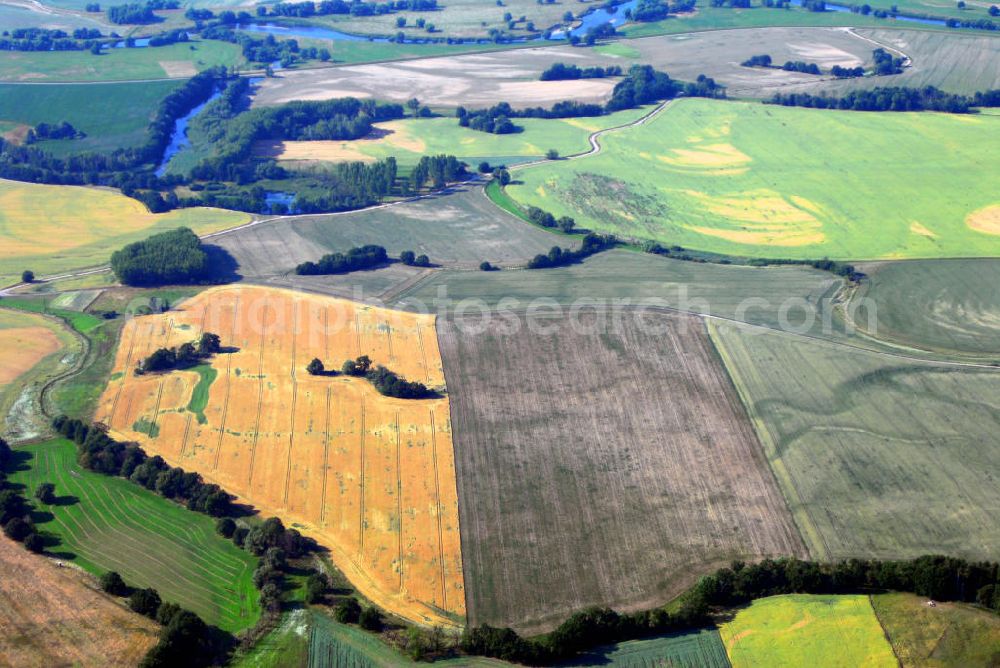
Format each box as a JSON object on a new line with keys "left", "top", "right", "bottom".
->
{"left": 298, "top": 0, "right": 576, "bottom": 39}
{"left": 6, "top": 439, "right": 261, "bottom": 632}
{"left": 0, "top": 533, "right": 158, "bottom": 666}
{"left": 508, "top": 99, "right": 1000, "bottom": 260}
{"left": 261, "top": 107, "right": 648, "bottom": 168}
{"left": 568, "top": 628, "right": 731, "bottom": 667}
{"left": 95, "top": 286, "right": 465, "bottom": 628}
{"left": 720, "top": 594, "right": 896, "bottom": 668}
{"left": 394, "top": 249, "right": 841, "bottom": 330}
{"left": 216, "top": 185, "right": 561, "bottom": 302}
{"left": 872, "top": 592, "right": 1000, "bottom": 667}
{"left": 850, "top": 259, "right": 1000, "bottom": 357}
{"left": 825, "top": 29, "right": 1000, "bottom": 95}
{"left": 710, "top": 321, "right": 1000, "bottom": 562}
{"left": 0, "top": 3, "right": 106, "bottom": 31}
{"left": 0, "top": 81, "right": 181, "bottom": 155}
{"left": 254, "top": 27, "right": 876, "bottom": 108}
{"left": 0, "top": 179, "right": 249, "bottom": 285}
{"left": 0, "top": 40, "right": 243, "bottom": 82}
{"left": 440, "top": 310, "right": 805, "bottom": 633}
{"left": 0, "top": 307, "right": 79, "bottom": 442}
{"left": 621, "top": 3, "right": 928, "bottom": 37}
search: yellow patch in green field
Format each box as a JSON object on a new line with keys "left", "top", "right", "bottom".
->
{"left": 967, "top": 204, "right": 1000, "bottom": 235}
{"left": 375, "top": 120, "right": 427, "bottom": 152}
{"left": 681, "top": 190, "right": 825, "bottom": 246}
{"left": 659, "top": 143, "right": 752, "bottom": 169}
{"left": 910, "top": 221, "right": 938, "bottom": 238}
{"left": 536, "top": 184, "right": 547, "bottom": 197}
{"left": 720, "top": 594, "right": 897, "bottom": 668}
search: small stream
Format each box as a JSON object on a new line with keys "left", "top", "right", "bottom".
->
{"left": 154, "top": 87, "right": 224, "bottom": 177}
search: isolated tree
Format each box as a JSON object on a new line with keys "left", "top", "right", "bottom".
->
{"left": 34, "top": 482, "right": 56, "bottom": 505}
{"left": 20, "top": 270, "right": 34, "bottom": 283}
{"left": 306, "top": 358, "right": 325, "bottom": 375}
{"left": 546, "top": 148, "right": 560, "bottom": 160}
{"left": 407, "top": 98, "right": 421, "bottom": 116}
{"left": 493, "top": 168, "right": 511, "bottom": 186}
{"left": 129, "top": 587, "right": 162, "bottom": 618}
{"left": 396, "top": 15, "right": 406, "bottom": 26}
{"left": 415, "top": 254, "right": 430, "bottom": 267}
{"left": 557, "top": 216, "right": 576, "bottom": 233}
{"left": 100, "top": 571, "right": 129, "bottom": 596}
{"left": 400, "top": 250, "right": 417, "bottom": 266}
{"left": 479, "top": 261, "right": 495, "bottom": 271}
{"left": 335, "top": 597, "right": 361, "bottom": 623}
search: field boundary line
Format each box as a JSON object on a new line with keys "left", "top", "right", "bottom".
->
{"left": 395, "top": 410, "right": 404, "bottom": 593}
{"left": 213, "top": 294, "right": 241, "bottom": 471}
{"left": 359, "top": 394, "right": 366, "bottom": 556}
{"left": 247, "top": 299, "right": 270, "bottom": 489}
{"left": 705, "top": 319, "right": 828, "bottom": 561}
{"left": 320, "top": 386, "right": 331, "bottom": 524}
{"left": 284, "top": 299, "right": 299, "bottom": 507}
{"left": 179, "top": 412, "right": 192, "bottom": 457}
{"left": 868, "top": 594, "right": 905, "bottom": 667}
{"left": 430, "top": 408, "right": 447, "bottom": 611}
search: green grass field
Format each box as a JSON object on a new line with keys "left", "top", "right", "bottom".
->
{"left": 567, "top": 628, "right": 731, "bottom": 667}
{"left": 719, "top": 595, "right": 896, "bottom": 668}
{"left": 270, "top": 106, "right": 650, "bottom": 168}
{"left": 6, "top": 438, "right": 260, "bottom": 632}
{"left": 709, "top": 320, "right": 1000, "bottom": 562}
{"left": 850, "top": 259, "right": 1000, "bottom": 357}
{"left": 872, "top": 592, "right": 1000, "bottom": 667}
{"left": 506, "top": 98, "right": 1000, "bottom": 260}
{"left": 0, "top": 40, "right": 243, "bottom": 82}
{"left": 0, "top": 81, "right": 181, "bottom": 155}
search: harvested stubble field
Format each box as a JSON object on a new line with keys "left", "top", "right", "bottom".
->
{"left": 7, "top": 439, "right": 260, "bottom": 631}
{"left": 813, "top": 29, "right": 1000, "bottom": 96}
{"left": 95, "top": 285, "right": 465, "bottom": 627}
{"left": 216, "top": 186, "right": 559, "bottom": 279}
{"left": 849, "top": 259, "right": 1000, "bottom": 357}
{"left": 719, "top": 594, "right": 896, "bottom": 668}
{"left": 507, "top": 98, "right": 1000, "bottom": 260}
{"left": 710, "top": 321, "right": 1000, "bottom": 562}
{"left": 0, "top": 179, "right": 249, "bottom": 285}
{"left": 254, "top": 27, "right": 872, "bottom": 109}
{"left": 438, "top": 309, "right": 806, "bottom": 633}
{"left": 0, "top": 534, "right": 159, "bottom": 667}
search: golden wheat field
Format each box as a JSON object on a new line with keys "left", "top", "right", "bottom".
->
{"left": 95, "top": 286, "right": 464, "bottom": 627}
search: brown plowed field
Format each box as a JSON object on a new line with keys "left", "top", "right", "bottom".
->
{"left": 0, "top": 536, "right": 158, "bottom": 667}
{"left": 438, "top": 309, "right": 807, "bottom": 634}
{"left": 96, "top": 286, "right": 464, "bottom": 628}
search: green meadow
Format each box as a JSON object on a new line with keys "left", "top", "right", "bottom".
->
{"left": 6, "top": 439, "right": 260, "bottom": 632}
{"left": 0, "top": 40, "right": 244, "bottom": 82}
{"left": 507, "top": 99, "right": 1000, "bottom": 260}
{"left": 0, "top": 81, "right": 182, "bottom": 155}
{"left": 720, "top": 595, "right": 896, "bottom": 668}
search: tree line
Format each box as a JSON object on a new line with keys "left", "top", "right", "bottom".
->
{"left": 258, "top": 0, "right": 438, "bottom": 19}
{"left": 0, "top": 438, "right": 47, "bottom": 555}
{"left": 135, "top": 332, "right": 222, "bottom": 375}
{"left": 110, "top": 228, "right": 212, "bottom": 287}
{"left": 343, "top": 355, "right": 433, "bottom": 398}
{"left": 463, "top": 554, "right": 1000, "bottom": 665}
{"left": 539, "top": 63, "right": 624, "bottom": 81}
{"left": 295, "top": 244, "right": 389, "bottom": 275}
{"left": 0, "top": 27, "right": 104, "bottom": 52}
{"left": 767, "top": 86, "right": 1000, "bottom": 113}
{"left": 527, "top": 233, "right": 619, "bottom": 269}
{"left": 460, "top": 65, "right": 725, "bottom": 134}
{"left": 106, "top": 0, "right": 178, "bottom": 24}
